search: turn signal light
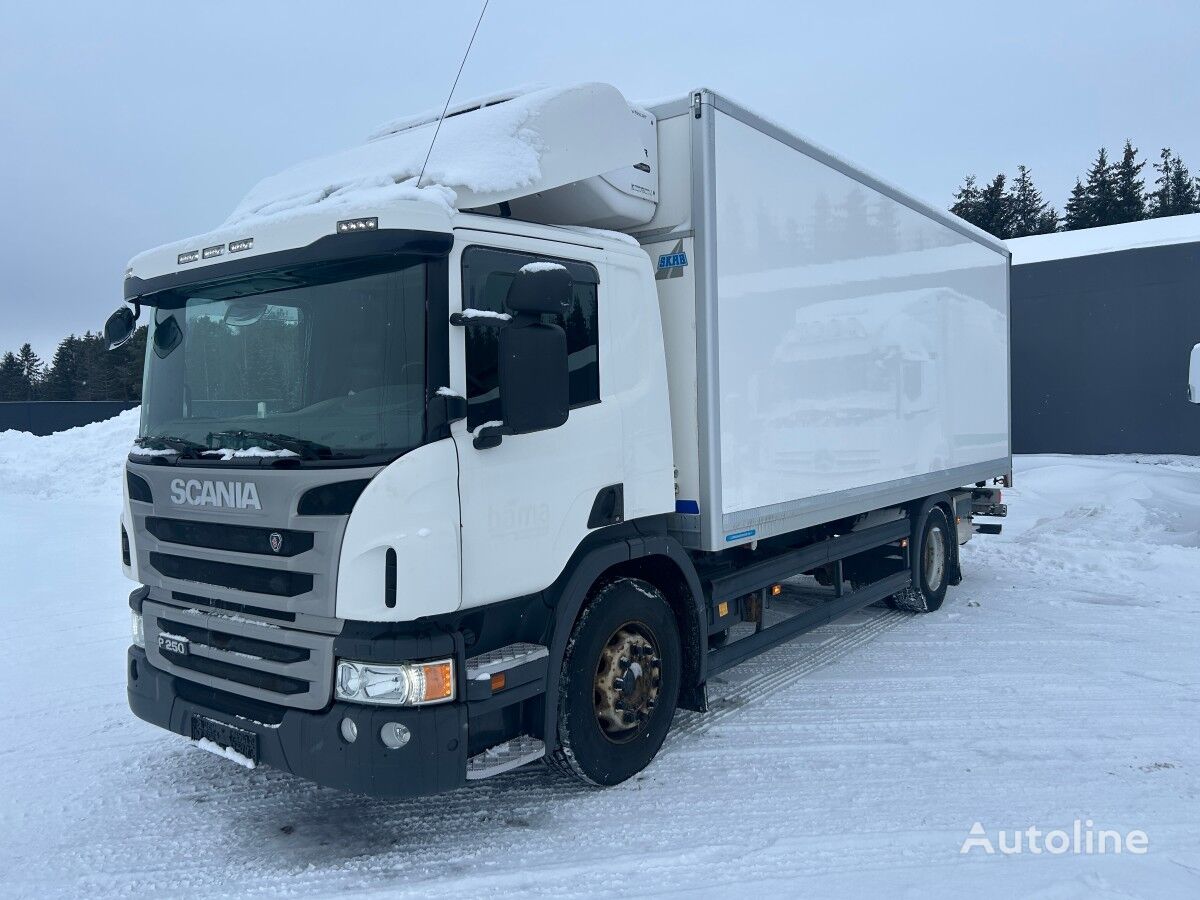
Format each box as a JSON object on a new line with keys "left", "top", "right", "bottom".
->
{"left": 770, "top": 584, "right": 783, "bottom": 597}
{"left": 421, "top": 661, "right": 454, "bottom": 703}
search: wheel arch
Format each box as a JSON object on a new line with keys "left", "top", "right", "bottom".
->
{"left": 541, "top": 531, "right": 707, "bottom": 751}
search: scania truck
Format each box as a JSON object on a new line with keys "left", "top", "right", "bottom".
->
{"left": 110, "top": 84, "right": 1010, "bottom": 795}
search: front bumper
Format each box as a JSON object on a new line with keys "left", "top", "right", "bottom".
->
{"left": 127, "top": 647, "right": 468, "bottom": 797}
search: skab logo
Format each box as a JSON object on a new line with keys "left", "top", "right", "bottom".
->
{"left": 169, "top": 478, "right": 262, "bottom": 510}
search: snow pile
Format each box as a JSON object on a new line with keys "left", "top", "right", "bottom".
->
{"left": 0, "top": 408, "right": 139, "bottom": 501}
{"left": 224, "top": 180, "right": 457, "bottom": 231}
{"left": 193, "top": 738, "right": 256, "bottom": 770}
{"left": 518, "top": 261, "right": 568, "bottom": 274}
{"left": 457, "top": 308, "right": 511, "bottom": 322}
{"left": 1008, "top": 212, "right": 1200, "bottom": 264}
{"left": 558, "top": 224, "right": 641, "bottom": 247}
{"left": 201, "top": 446, "right": 299, "bottom": 461}
{"left": 220, "top": 82, "right": 648, "bottom": 234}
{"left": 367, "top": 84, "right": 544, "bottom": 141}
{"left": 223, "top": 86, "right": 567, "bottom": 228}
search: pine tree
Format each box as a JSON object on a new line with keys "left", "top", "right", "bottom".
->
{"left": 1167, "top": 152, "right": 1198, "bottom": 214}
{"left": 1007, "top": 165, "right": 1058, "bottom": 237}
{"left": 973, "top": 173, "right": 1012, "bottom": 239}
{"left": 1064, "top": 179, "right": 1091, "bottom": 230}
{"left": 0, "top": 351, "right": 28, "bottom": 401}
{"left": 1112, "top": 140, "right": 1147, "bottom": 224}
{"left": 41, "top": 336, "right": 81, "bottom": 401}
{"left": 1149, "top": 148, "right": 1177, "bottom": 217}
{"left": 15, "top": 343, "right": 43, "bottom": 398}
{"left": 949, "top": 174, "right": 982, "bottom": 226}
{"left": 1082, "top": 148, "right": 1119, "bottom": 227}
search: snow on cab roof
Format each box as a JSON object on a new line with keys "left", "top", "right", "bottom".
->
{"left": 223, "top": 82, "right": 644, "bottom": 228}
{"left": 1007, "top": 213, "right": 1200, "bottom": 265}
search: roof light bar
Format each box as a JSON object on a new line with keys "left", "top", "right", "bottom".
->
{"left": 337, "top": 217, "right": 379, "bottom": 234}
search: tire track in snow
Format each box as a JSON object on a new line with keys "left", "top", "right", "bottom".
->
{"left": 666, "top": 606, "right": 909, "bottom": 745}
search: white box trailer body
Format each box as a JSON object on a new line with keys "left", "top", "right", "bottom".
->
{"left": 634, "top": 90, "right": 1010, "bottom": 550}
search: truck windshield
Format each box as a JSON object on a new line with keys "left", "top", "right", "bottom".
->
{"left": 138, "top": 257, "right": 429, "bottom": 462}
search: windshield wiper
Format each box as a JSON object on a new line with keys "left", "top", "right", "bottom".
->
{"left": 207, "top": 430, "right": 334, "bottom": 461}
{"left": 134, "top": 434, "right": 209, "bottom": 458}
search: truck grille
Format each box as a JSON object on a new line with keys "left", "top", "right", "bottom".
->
{"left": 143, "top": 599, "right": 334, "bottom": 710}
{"left": 126, "top": 464, "right": 376, "bottom": 624}
{"left": 145, "top": 516, "right": 315, "bottom": 557}
{"left": 149, "top": 552, "right": 314, "bottom": 597}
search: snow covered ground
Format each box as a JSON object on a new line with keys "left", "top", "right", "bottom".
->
{"left": 2, "top": 413, "right": 1198, "bottom": 898}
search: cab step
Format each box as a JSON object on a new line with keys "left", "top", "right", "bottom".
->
{"left": 465, "top": 642, "right": 549, "bottom": 681}
{"left": 466, "top": 735, "right": 546, "bottom": 780}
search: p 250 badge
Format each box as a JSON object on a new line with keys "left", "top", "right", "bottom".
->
{"left": 158, "top": 633, "right": 190, "bottom": 656}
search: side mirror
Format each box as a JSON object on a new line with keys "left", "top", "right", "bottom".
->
{"left": 104, "top": 306, "right": 137, "bottom": 350}
{"left": 474, "top": 323, "right": 569, "bottom": 449}
{"left": 1189, "top": 343, "right": 1200, "bottom": 403}
{"left": 472, "top": 262, "right": 573, "bottom": 450}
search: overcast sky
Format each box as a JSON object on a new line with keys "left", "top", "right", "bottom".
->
{"left": 3, "top": 0, "right": 1199, "bottom": 359}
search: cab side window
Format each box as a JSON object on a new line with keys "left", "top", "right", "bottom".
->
{"left": 461, "top": 247, "right": 599, "bottom": 430}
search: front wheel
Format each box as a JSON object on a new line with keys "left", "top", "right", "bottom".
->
{"left": 550, "top": 578, "right": 681, "bottom": 786}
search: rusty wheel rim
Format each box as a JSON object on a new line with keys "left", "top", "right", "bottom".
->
{"left": 593, "top": 622, "right": 662, "bottom": 744}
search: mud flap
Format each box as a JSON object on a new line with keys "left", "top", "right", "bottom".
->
{"left": 949, "top": 538, "right": 963, "bottom": 587}
{"left": 679, "top": 680, "right": 709, "bottom": 713}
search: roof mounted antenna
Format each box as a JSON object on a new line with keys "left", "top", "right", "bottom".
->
{"left": 416, "top": 0, "right": 490, "bottom": 189}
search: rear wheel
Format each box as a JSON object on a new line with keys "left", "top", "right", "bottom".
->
{"left": 550, "top": 578, "right": 681, "bottom": 786}
{"left": 893, "top": 507, "right": 952, "bottom": 613}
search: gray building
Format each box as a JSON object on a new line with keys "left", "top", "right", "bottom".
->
{"left": 1008, "top": 214, "right": 1200, "bottom": 455}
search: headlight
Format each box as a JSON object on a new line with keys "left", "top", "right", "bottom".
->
{"left": 335, "top": 658, "right": 455, "bottom": 706}
{"left": 131, "top": 611, "right": 145, "bottom": 649}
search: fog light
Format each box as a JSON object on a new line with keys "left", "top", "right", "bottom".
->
{"left": 131, "top": 611, "right": 144, "bottom": 649}
{"left": 381, "top": 722, "right": 410, "bottom": 749}
{"left": 339, "top": 717, "right": 358, "bottom": 744}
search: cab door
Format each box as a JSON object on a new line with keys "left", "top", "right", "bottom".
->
{"left": 448, "top": 234, "right": 623, "bottom": 608}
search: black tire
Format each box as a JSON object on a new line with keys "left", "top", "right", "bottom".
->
{"left": 894, "top": 506, "right": 952, "bottom": 613}
{"left": 549, "top": 578, "right": 682, "bottom": 786}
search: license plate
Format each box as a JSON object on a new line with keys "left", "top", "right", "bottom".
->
{"left": 190, "top": 715, "right": 259, "bottom": 765}
{"left": 158, "top": 633, "right": 190, "bottom": 656}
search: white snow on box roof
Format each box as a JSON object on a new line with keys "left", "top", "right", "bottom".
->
{"left": 224, "top": 82, "right": 646, "bottom": 228}
{"left": 366, "top": 84, "right": 544, "bottom": 142}
{"left": 1008, "top": 213, "right": 1200, "bottom": 265}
